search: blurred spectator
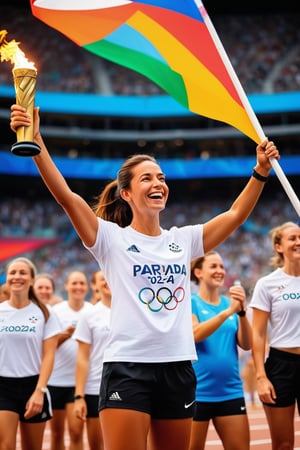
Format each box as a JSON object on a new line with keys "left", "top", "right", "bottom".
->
{"left": 73, "top": 270, "right": 112, "bottom": 450}
{"left": 34, "top": 273, "right": 62, "bottom": 306}
{"left": 47, "top": 270, "right": 94, "bottom": 450}
{"left": 88, "top": 270, "right": 102, "bottom": 305}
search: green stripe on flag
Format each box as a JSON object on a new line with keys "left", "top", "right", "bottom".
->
{"left": 84, "top": 39, "right": 188, "bottom": 109}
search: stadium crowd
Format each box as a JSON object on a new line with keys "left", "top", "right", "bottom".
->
{"left": 1, "top": 5, "right": 299, "bottom": 296}
{"left": 1, "top": 6, "right": 299, "bottom": 95}
{"left": 1, "top": 6, "right": 299, "bottom": 449}
{"left": 0, "top": 193, "right": 297, "bottom": 297}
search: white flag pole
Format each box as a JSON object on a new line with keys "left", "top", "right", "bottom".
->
{"left": 197, "top": 1, "right": 300, "bottom": 217}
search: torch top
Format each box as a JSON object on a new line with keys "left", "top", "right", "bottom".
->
{"left": 0, "top": 29, "right": 36, "bottom": 71}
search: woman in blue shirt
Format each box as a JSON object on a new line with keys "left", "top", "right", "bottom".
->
{"left": 189, "top": 251, "right": 251, "bottom": 450}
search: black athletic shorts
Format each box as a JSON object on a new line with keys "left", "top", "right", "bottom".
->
{"left": 0, "top": 375, "right": 52, "bottom": 423}
{"left": 85, "top": 394, "right": 100, "bottom": 418}
{"left": 193, "top": 397, "right": 247, "bottom": 421}
{"left": 47, "top": 385, "right": 75, "bottom": 410}
{"left": 99, "top": 360, "right": 196, "bottom": 419}
{"left": 264, "top": 347, "right": 300, "bottom": 412}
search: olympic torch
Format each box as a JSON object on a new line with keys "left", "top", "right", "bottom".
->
{"left": 0, "top": 30, "right": 40, "bottom": 156}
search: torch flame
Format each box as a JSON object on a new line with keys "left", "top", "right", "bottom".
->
{"left": 0, "top": 29, "right": 36, "bottom": 70}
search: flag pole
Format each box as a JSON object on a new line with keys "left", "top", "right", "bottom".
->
{"left": 199, "top": 1, "right": 300, "bottom": 217}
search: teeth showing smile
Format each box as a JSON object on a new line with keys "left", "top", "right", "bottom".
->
{"left": 149, "top": 193, "right": 163, "bottom": 199}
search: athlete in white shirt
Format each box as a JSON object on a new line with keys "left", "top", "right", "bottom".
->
{"left": 10, "top": 104, "right": 279, "bottom": 450}
{"left": 0, "top": 257, "right": 61, "bottom": 450}
{"left": 73, "top": 271, "right": 111, "bottom": 450}
{"left": 250, "top": 221, "right": 300, "bottom": 450}
{"left": 47, "top": 270, "right": 93, "bottom": 450}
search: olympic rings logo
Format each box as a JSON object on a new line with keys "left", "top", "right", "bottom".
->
{"left": 138, "top": 286, "right": 185, "bottom": 312}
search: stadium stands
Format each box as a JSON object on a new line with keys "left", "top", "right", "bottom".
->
{"left": 0, "top": 192, "right": 298, "bottom": 296}
{"left": 1, "top": 7, "right": 299, "bottom": 95}
{"left": 0, "top": 5, "right": 299, "bottom": 297}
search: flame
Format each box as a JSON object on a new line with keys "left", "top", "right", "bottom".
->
{"left": 0, "top": 29, "right": 36, "bottom": 70}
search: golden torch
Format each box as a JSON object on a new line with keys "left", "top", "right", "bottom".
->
{"left": 0, "top": 30, "right": 40, "bottom": 156}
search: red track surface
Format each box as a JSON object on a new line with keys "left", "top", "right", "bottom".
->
{"left": 206, "top": 404, "right": 300, "bottom": 449}
{"left": 17, "top": 404, "right": 300, "bottom": 449}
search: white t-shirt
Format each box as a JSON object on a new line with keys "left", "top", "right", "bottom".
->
{"left": 73, "top": 301, "right": 111, "bottom": 395}
{"left": 48, "top": 300, "right": 94, "bottom": 386}
{"left": 250, "top": 267, "right": 300, "bottom": 348}
{"left": 85, "top": 218, "right": 204, "bottom": 363}
{"left": 0, "top": 301, "right": 62, "bottom": 377}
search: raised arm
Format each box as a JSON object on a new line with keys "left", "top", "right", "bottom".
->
{"left": 10, "top": 105, "right": 98, "bottom": 247}
{"left": 202, "top": 140, "right": 279, "bottom": 253}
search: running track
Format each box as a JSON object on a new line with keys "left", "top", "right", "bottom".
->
{"left": 17, "top": 404, "right": 300, "bottom": 449}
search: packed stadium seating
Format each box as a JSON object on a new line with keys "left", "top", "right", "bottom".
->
{"left": 0, "top": 191, "right": 298, "bottom": 297}
{"left": 1, "top": 5, "right": 299, "bottom": 298}
{"left": 1, "top": 7, "right": 299, "bottom": 95}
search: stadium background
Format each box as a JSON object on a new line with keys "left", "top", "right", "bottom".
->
{"left": 0, "top": 1, "right": 299, "bottom": 296}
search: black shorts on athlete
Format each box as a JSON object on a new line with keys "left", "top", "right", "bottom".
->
{"left": 99, "top": 360, "right": 196, "bottom": 419}
{"left": 0, "top": 375, "right": 52, "bottom": 423}
{"left": 85, "top": 394, "right": 100, "bottom": 418}
{"left": 264, "top": 347, "right": 300, "bottom": 412}
{"left": 47, "top": 385, "right": 75, "bottom": 409}
{"left": 193, "top": 397, "right": 247, "bottom": 421}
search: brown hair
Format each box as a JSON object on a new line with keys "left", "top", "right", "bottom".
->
{"left": 269, "top": 221, "right": 299, "bottom": 268}
{"left": 190, "top": 251, "right": 219, "bottom": 285}
{"left": 0, "top": 282, "right": 10, "bottom": 302}
{"left": 35, "top": 272, "right": 56, "bottom": 291}
{"left": 93, "top": 154, "right": 158, "bottom": 228}
{"left": 7, "top": 257, "right": 50, "bottom": 321}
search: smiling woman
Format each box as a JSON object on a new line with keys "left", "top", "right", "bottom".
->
{"left": 46, "top": 270, "right": 93, "bottom": 450}
{"left": 189, "top": 251, "right": 251, "bottom": 450}
{"left": 250, "top": 221, "right": 300, "bottom": 450}
{"left": 9, "top": 103, "right": 279, "bottom": 450}
{"left": 0, "top": 257, "right": 61, "bottom": 450}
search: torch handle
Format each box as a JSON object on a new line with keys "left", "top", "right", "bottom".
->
{"left": 11, "top": 67, "right": 40, "bottom": 156}
{"left": 13, "top": 68, "right": 37, "bottom": 142}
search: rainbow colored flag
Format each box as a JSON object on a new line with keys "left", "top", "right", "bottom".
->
{"left": 0, "top": 237, "right": 60, "bottom": 262}
{"left": 30, "top": 0, "right": 261, "bottom": 143}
